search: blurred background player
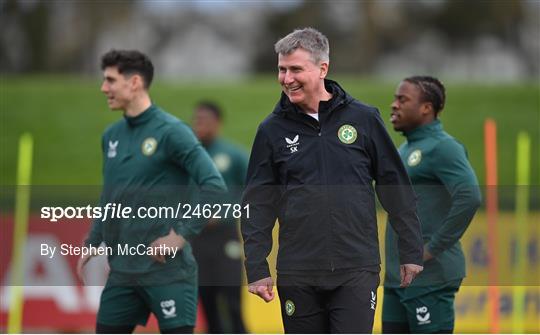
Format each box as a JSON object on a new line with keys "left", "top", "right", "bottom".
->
{"left": 77, "top": 50, "right": 226, "bottom": 334}
{"left": 383, "top": 76, "right": 482, "bottom": 334}
{"left": 191, "top": 101, "right": 248, "bottom": 334}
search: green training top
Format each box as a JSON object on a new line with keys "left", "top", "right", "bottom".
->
{"left": 204, "top": 138, "right": 248, "bottom": 220}
{"left": 384, "top": 119, "right": 482, "bottom": 287}
{"left": 85, "top": 104, "right": 226, "bottom": 285}
{"left": 188, "top": 137, "right": 248, "bottom": 227}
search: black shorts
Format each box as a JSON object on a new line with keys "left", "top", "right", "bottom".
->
{"left": 277, "top": 270, "right": 380, "bottom": 334}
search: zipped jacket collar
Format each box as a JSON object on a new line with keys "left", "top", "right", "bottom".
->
{"left": 124, "top": 104, "right": 158, "bottom": 127}
{"left": 272, "top": 79, "right": 354, "bottom": 117}
{"left": 403, "top": 119, "right": 443, "bottom": 142}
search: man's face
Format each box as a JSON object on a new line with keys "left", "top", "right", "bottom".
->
{"left": 100, "top": 66, "right": 135, "bottom": 111}
{"left": 390, "top": 81, "right": 428, "bottom": 132}
{"left": 193, "top": 108, "right": 220, "bottom": 143}
{"left": 278, "top": 48, "right": 328, "bottom": 109}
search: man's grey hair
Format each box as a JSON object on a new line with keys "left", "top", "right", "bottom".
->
{"left": 274, "top": 27, "right": 330, "bottom": 64}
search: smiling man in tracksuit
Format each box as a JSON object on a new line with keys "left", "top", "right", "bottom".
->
{"left": 241, "top": 28, "right": 424, "bottom": 333}
{"left": 382, "top": 76, "right": 482, "bottom": 333}
{"left": 77, "top": 50, "right": 227, "bottom": 334}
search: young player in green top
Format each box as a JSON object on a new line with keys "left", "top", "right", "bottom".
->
{"left": 383, "top": 76, "right": 482, "bottom": 333}
{"left": 77, "top": 50, "right": 227, "bottom": 334}
{"left": 190, "top": 101, "right": 248, "bottom": 333}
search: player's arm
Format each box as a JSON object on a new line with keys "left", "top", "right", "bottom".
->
{"left": 236, "top": 148, "right": 250, "bottom": 187}
{"left": 165, "top": 122, "right": 227, "bottom": 240}
{"left": 78, "top": 219, "right": 105, "bottom": 283}
{"left": 424, "top": 139, "right": 482, "bottom": 258}
{"left": 84, "top": 133, "right": 107, "bottom": 248}
{"left": 234, "top": 148, "right": 250, "bottom": 208}
{"left": 367, "top": 109, "right": 423, "bottom": 286}
{"left": 242, "top": 126, "right": 279, "bottom": 301}
{"left": 78, "top": 134, "right": 106, "bottom": 282}
{"left": 84, "top": 212, "right": 103, "bottom": 250}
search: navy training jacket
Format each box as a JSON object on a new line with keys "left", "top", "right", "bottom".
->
{"left": 241, "top": 79, "right": 423, "bottom": 283}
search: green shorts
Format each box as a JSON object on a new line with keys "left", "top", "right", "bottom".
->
{"left": 97, "top": 276, "right": 198, "bottom": 331}
{"left": 382, "top": 280, "right": 462, "bottom": 333}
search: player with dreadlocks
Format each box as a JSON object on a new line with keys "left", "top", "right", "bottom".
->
{"left": 382, "top": 76, "right": 482, "bottom": 333}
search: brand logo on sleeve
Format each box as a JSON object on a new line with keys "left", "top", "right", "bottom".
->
{"left": 285, "top": 299, "right": 296, "bottom": 316}
{"left": 142, "top": 137, "right": 158, "bottom": 156}
{"left": 407, "top": 149, "right": 422, "bottom": 166}
{"left": 285, "top": 135, "right": 300, "bottom": 153}
{"left": 107, "top": 140, "right": 118, "bottom": 158}
{"left": 224, "top": 240, "right": 242, "bottom": 259}
{"left": 338, "top": 125, "right": 357, "bottom": 144}
{"left": 213, "top": 153, "right": 231, "bottom": 172}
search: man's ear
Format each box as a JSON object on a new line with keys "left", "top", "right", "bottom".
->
{"left": 420, "top": 102, "right": 434, "bottom": 117}
{"left": 130, "top": 74, "right": 143, "bottom": 91}
{"left": 319, "top": 61, "right": 329, "bottom": 79}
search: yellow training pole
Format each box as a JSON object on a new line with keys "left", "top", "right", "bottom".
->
{"left": 512, "top": 132, "right": 530, "bottom": 333}
{"left": 7, "top": 133, "right": 33, "bottom": 334}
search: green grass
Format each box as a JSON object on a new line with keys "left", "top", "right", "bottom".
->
{"left": 1, "top": 75, "right": 538, "bottom": 188}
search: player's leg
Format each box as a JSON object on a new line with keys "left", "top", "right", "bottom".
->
{"left": 221, "top": 285, "right": 247, "bottom": 333}
{"left": 382, "top": 287, "right": 410, "bottom": 333}
{"left": 327, "top": 270, "right": 380, "bottom": 333}
{"left": 142, "top": 277, "right": 198, "bottom": 334}
{"left": 96, "top": 285, "right": 150, "bottom": 334}
{"left": 382, "top": 322, "right": 410, "bottom": 334}
{"left": 215, "top": 230, "right": 246, "bottom": 334}
{"left": 277, "top": 274, "right": 329, "bottom": 333}
{"left": 199, "top": 285, "right": 223, "bottom": 333}
{"left": 160, "top": 325, "right": 194, "bottom": 334}
{"left": 402, "top": 280, "right": 462, "bottom": 334}
{"left": 95, "top": 323, "right": 136, "bottom": 334}
{"left": 192, "top": 225, "right": 238, "bottom": 333}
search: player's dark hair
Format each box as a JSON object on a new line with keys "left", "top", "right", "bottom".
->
{"left": 101, "top": 49, "right": 154, "bottom": 89}
{"left": 404, "top": 76, "right": 446, "bottom": 115}
{"left": 196, "top": 101, "right": 223, "bottom": 121}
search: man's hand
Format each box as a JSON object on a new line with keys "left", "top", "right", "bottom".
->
{"left": 149, "top": 228, "right": 185, "bottom": 263}
{"left": 400, "top": 264, "right": 423, "bottom": 287}
{"left": 248, "top": 277, "right": 275, "bottom": 302}
{"left": 423, "top": 245, "right": 434, "bottom": 261}
{"left": 76, "top": 252, "right": 94, "bottom": 284}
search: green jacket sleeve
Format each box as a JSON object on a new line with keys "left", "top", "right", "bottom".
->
{"left": 85, "top": 196, "right": 104, "bottom": 246}
{"left": 426, "top": 139, "right": 482, "bottom": 256}
{"left": 85, "top": 134, "right": 106, "bottom": 247}
{"left": 230, "top": 147, "right": 249, "bottom": 205}
{"left": 236, "top": 150, "right": 249, "bottom": 187}
{"left": 165, "top": 122, "right": 227, "bottom": 239}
